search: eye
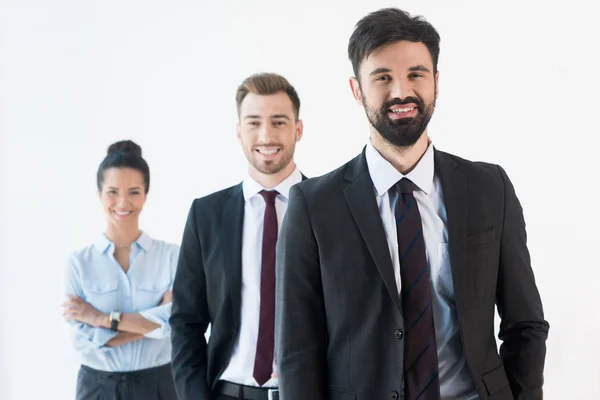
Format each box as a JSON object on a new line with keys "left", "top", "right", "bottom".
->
{"left": 247, "top": 121, "right": 260, "bottom": 127}
{"left": 376, "top": 75, "right": 391, "bottom": 82}
{"left": 408, "top": 73, "right": 424, "bottom": 79}
{"left": 274, "top": 120, "right": 286, "bottom": 127}
{"left": 107, "top": 189, "right": 117, "bottom": 195}
{"left": 130, "top": 191, "right": 141, "bottom": 195}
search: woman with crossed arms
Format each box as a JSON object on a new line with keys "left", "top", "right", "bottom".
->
{"left": 62, "top": 140, "right": 179, "bottom": 400}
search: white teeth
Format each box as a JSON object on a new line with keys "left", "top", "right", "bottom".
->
{"left": 258, "top": 148, "right": 278, "bottom": 155}
{"left": 391, "top": 107, "right": 414, "bottom": 113}
{"left": 115, "top": 211, "right": 131, "bottom": 216}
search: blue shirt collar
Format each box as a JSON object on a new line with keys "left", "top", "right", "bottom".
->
{"left": 93, "top": 231, "right": 153, "bottom": 253}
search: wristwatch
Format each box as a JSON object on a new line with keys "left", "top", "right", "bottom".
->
{"left": 109, "top": 311, "right": 122, "bottom": 331}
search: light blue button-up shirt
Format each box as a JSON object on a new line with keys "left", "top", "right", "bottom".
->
{"left": 64, "top": 231, "right": 179, "bottom": 372}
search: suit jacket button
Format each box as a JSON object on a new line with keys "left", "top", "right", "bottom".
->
{"left": 394, "top": 329, "right": 403, "bottom": 339}
{"left": 389, "top": 390, "right": 399, "bottom": 400}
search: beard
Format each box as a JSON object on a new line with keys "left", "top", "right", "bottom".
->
{"left": 246, "top": 143, "right": 295, "bottom": 175}
{"left": 363, "top": 94, "right": 435, "bottom": 148}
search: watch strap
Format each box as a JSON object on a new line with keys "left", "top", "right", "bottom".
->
{"left": 109, "top": 311, "right": 121, "bottom": 332}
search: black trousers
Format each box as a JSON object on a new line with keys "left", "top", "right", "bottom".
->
{"left": 76, "top": 363, "right": 177, "bottom": 400}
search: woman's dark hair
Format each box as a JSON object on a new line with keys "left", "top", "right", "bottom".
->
{"left": 348, "top": 8, "right": 441, "bottom": 80}
{"left": 96, "top": 140, "right": 150, "bottom": 193}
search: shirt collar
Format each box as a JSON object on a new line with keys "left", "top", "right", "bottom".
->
{"left": 136, "top": 231, "right": 152, "bottom": 251}
{"left": 242, "top": 166, "right": 302, "bottom": 202}
{"left": 365, "top": 140, "right": 435, "bottom": 197}
{"left": 93, "top": 231, "right": 153, "bottom": 253}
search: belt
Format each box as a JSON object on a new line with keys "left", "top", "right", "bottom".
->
{"left": 216, "top": 381, "right": 279, "bottom": 400}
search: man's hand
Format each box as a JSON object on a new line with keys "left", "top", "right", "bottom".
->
{"left": 62, "top": 295, "right": 106, "bottom": 327}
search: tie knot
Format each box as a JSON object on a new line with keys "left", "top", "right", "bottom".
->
{"left": 395, "top": 178, "right": 416, "bottom": 194}
{"left": 260, "top": 190, "right": 279, "bottom": 204}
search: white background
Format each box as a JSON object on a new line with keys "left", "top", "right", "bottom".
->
{"left": 1, "top": 1, "right": 598, "bottom": 399}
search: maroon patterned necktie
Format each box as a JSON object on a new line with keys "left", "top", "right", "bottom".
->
{"left": 253, "top": 190, "right": 279, "bottom": 386}
{"left": 394, "top": 178, "right": 441, "bottom": 400}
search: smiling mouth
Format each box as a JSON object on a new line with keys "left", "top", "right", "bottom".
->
{"left": 255, "top": 147, "right": 281, "bottom": 156}
{"left": 387, "top": 105, "right": 419, "bottom": 120}
{"left": 113, "top": 210, "right": 133, "bottom": 217}
{"left": 389, "top": 106, "right": 415, "bottom": 114}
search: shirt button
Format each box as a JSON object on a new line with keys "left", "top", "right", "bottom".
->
{"left": 394, "top": 329, "right": 403, "bottom": 340}
{"left": 389, "top": 390, "right": 399, "bottom": 400}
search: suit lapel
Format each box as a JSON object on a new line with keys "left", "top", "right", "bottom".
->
{"left": 434, "top": 150, "right": 470, "bottom": 315}
{"left": 343, "top": 151, "right": 401, "bottom": 312}
{"left": 220, "top": 183, "right": 245, "bottom": 326}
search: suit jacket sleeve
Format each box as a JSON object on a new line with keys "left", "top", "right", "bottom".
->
{"left": 496, "top": 165, "right": 549, "bottom": 399}
{"left": 275, "top": 184, "right": 327, "bottom": 399}
{"left": 170, "top": 199, "right": 212, "bottom": 400}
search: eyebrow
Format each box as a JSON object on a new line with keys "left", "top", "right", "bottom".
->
{"left": 270, "top": 114, "right": 291, "bottom": 120}
{"left": 369, "top": 65, "right": 432, "bottom": 76}
{"left": 369, "top": 67, "right": 392, "bottom": 77}
{"left": 409, "top": 65, "right": 431, "bottom": 73}
{"left": 106, "top": 186, "right": 142, "bottom": 190}
{"left": 244, "top": 114, "right": 292, "bottom": 120}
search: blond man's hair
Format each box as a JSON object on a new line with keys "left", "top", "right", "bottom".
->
{"left": 235, "top": 73, "right": 301, "bottom": 120}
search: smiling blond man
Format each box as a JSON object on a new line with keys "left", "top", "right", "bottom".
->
{"left": 170, "top": 73, "right": 307, "bottom": 400}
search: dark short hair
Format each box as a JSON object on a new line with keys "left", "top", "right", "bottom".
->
{"left": 235, "top": 73, "right": 301, "bottom": 120}
{"left": 96, "top": 140, "right": 150, "bottom": 193}
{"left": 348, "top": 8, "right": 441, "bottom": 79}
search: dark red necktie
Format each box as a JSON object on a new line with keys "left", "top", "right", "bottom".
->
{"left": 253, "top": 190, "right": 279, "bottom": 386}
{"left": 394, "top": 178, "right": 441, "bottom": 400}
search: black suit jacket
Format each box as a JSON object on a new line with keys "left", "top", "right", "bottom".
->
{"left": 275, "top": 149, "right": 549, "bottom": 400}
{"left": 170, "top": 175, "right": 307, "bottom": 400}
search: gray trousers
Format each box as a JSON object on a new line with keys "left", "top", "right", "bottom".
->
{"left": 76, "top": 363, "right": 177, "bottom": 400}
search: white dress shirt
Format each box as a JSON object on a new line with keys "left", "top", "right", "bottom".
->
{"left": 365, "top": 142, "right": 479, "bottom": 400}
{"left": 220, "top": 167, "right": 302, "bottom": 387}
